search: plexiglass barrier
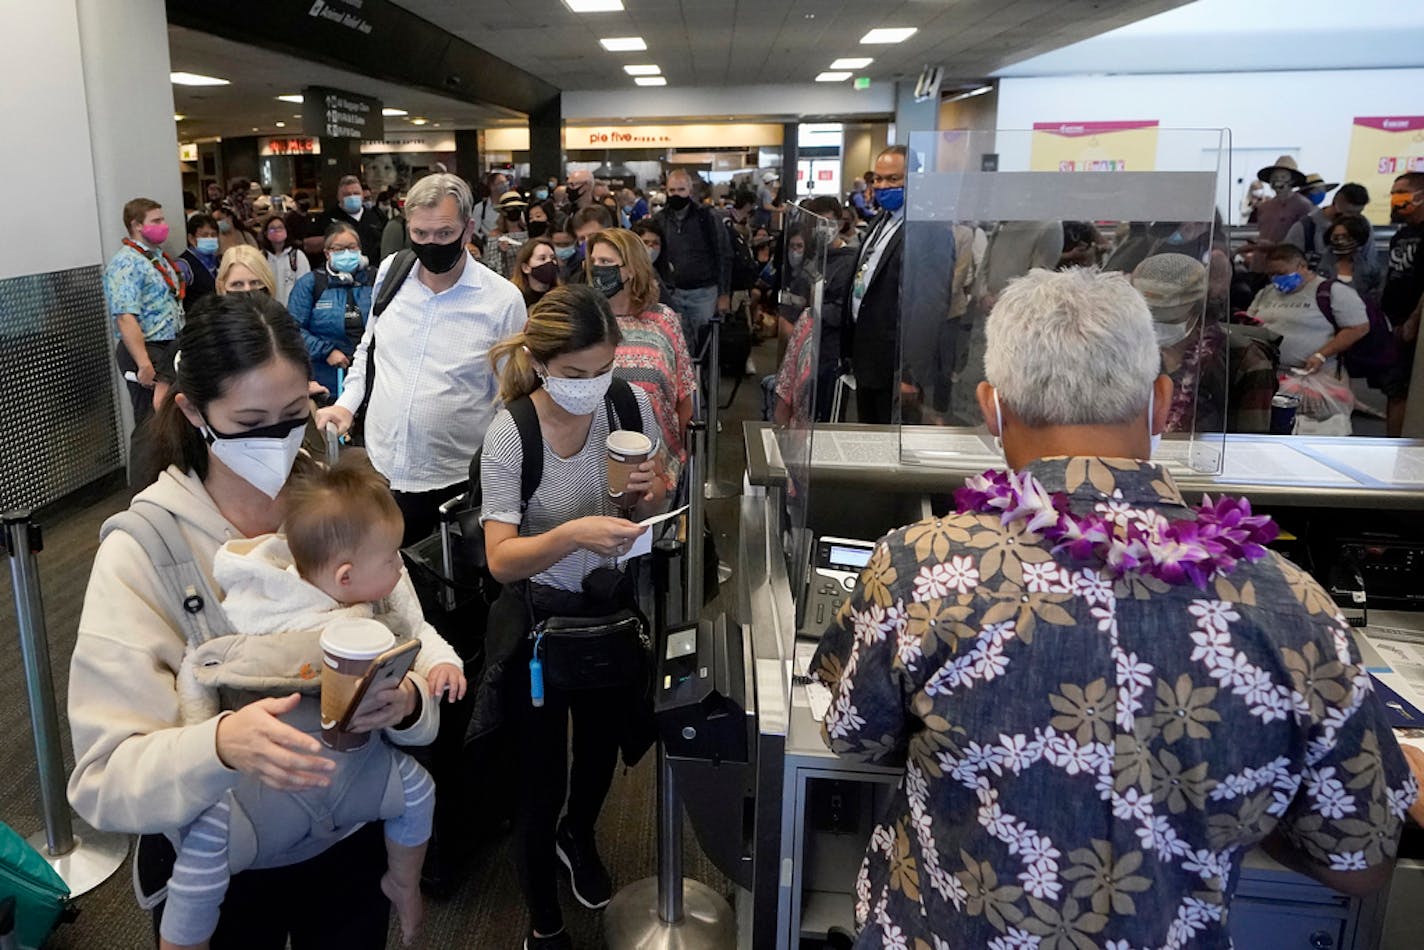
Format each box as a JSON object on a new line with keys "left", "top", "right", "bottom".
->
{"left": 763, "top": 203, "right": 838, "bottom": 597}
{"left": 896, "top": 128, "right": 1230, "bottom": 476}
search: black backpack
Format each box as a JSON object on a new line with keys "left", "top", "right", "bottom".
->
{"left": 467, "top": 377, "right": 643, "bottom": 520}
{"left": 725, "top": 219, "right": 760, "bottom": 292}
{"left": 348, "top": 250, "right": 418, "bottom": 445}
{"left": 1314, "top": 278, "right": 1399, "bottom": 382}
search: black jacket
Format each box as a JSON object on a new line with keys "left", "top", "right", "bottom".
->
{"left": 842, "top": 213, "right": 954, "bottom": 393}
{"left": 323, "top": 206, "right": 387, "bottom": 268}
{"left": 178, "top": 249, "right": 217, "bottom": 307}
{"left": 653, "top": 203, "right": 732, "bottom": 295}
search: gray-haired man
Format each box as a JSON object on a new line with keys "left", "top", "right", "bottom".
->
{"left": 324, "top": 173, "right": 386, "bottom": 265}
{"left": 317, "top": 173, "right": 526, "bottom": 543}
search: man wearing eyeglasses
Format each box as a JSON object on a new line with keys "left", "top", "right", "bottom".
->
{"left": 842, "top": 145, "right": 953, "bottom": 424}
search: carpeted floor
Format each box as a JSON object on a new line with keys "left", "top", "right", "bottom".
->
{"left": 0, "top": 341, "right": 771, "bottom": 949}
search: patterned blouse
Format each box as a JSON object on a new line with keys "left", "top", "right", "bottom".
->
{"left": 615, "top": 304, "right": 696, "bottom": 482}
{"left": 812, "top": 457, "right": 1414, "bottom": 950}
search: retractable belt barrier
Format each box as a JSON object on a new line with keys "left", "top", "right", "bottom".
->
{"left": 2, "top": 512, "right": 126, "bottom": 897}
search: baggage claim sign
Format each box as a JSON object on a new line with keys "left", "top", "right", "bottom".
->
{"left": 302, "top": 86, "right": 384, "bottom": 141}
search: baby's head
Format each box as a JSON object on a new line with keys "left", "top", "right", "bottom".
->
{"left": 286, "top": 454, "right": 405, "bottom": 606}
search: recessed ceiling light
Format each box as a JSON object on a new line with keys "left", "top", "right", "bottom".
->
{"left": 563, "top": 0, "right": 623, "bottom": 10}
{"left": 275, "top": 121, "right": 286, "bottom": 128}
{"left": 634, "top": 76, "right": 667, "bottom": 86}
{"left": 276, "top": 94, "right": 304, "bottom": 104}
{"left": 624, "top": 64, "right": 660, "bottom": 76}
{"left": 432, "top": 122, "right": 441, "bottom": 127}
{"left": 600, "top": 36, "right": 647, "bottom": 51}
{"left": 815, "top": 71, "right": 852, "bottom": 82}
{"left": 382, "top": 107, "right": 408, "bottom": 116}
{"left": 410, "top": 117, "right": 429, "bottom": 125}
{"left": 170, "top": 71, "right": 229, "bottom": 86}
{"left": 173, "top": 113, "right": 185, "bottom": 121}
{"left": 860, "top": 27, "right": 917, "bottom": 44}
{"left": 831, "top": 57, "right": 873, "bottom": 70}
{"left": 251, "top": 127, "right": 259, "bottom": 132}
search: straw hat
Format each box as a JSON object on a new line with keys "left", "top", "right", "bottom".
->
{"left": 1256, "top": 155, "right": 1307, "bottom": 189}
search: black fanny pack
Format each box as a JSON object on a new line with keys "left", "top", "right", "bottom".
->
{"left": 535, "top": 610, "right": 646, "bottom": 692}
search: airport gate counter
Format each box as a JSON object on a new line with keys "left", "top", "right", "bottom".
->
{"left": 663, "top": 132, "right": 1424, "bottom": 947}
{"left": 734, "top": 422, "right": 1424, "bottom": 949}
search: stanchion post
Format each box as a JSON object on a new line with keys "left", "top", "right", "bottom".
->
{"left": 685, "top": 418, "right": 706, "bottom": 618}
{"left": 3, "top": 511, "right": 128, "bottom": 896}
{"left": 656, "top": 747, "right": 684, "bottom": 924}
{"left": 703, "top": 313, "right": 723, "bottom": 496}
{"left": 2, "top": 513, "right": 73, "bottom": 857}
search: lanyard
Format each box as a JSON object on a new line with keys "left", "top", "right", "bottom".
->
{"left": 124, "top": 239, "right": 186, "bottom": 301}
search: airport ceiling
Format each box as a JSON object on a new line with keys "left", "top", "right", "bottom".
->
{"left": 395, "top": 0, "right": 1191, "bottom": 89}
{"left": 169, "top": 0, "right": 1192, "bottom": 140}
{"left": 169, "top": 26, "right": 524, "bottom": 141}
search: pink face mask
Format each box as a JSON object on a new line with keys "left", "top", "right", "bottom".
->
{"left": 140, "top": 222, "right": 170, "bottom": 245}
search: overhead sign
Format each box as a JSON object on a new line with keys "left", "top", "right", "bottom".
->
{"left": 1346, "top": 116, "right": 1424, "bottom": 225}
{"left": 306, "top": 0, "right": 376, "bottom": 36}
{"left": 302, "top": 86, "right": 384, "bottom": 140}
{"left": 484, "top": 123, "right": 784, "bottom": 152}
{"left": 1030, "top": 121, "right": 1159, "bottom": 172}
{"left": 178, "top": 143, "right": 198, "bottom": 162}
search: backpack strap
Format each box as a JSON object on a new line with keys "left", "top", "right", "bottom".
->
{"left": 99, "top": 500, "right": 233, "bottom": 648}
{"left": 353, "top": 249, "right": 419, "bottom": 431}
{"left": 311, "top": 270, "right": 329, "bottom": 300}
{"left": 606, "top": 376, "right": 642, "bottom": 433}
{"left": 507, "top": 395, "right": 544, "bottom": 513}
{"left": 372, "top": 249, "right": 417, "bottom": 318}
{"left": 1315, "top": 278, "right": 1337, "bottom": 329}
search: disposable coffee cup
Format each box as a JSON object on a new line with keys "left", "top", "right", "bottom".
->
{"left": 606, "top": 430, "right": 654, "bottom": 499}
{"left": 319, "top": 619, "right": 395, "bottom": 751}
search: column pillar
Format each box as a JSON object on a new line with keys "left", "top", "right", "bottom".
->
{"left": 781, "top": 122, "right": 799, "bottom": 202}
{"left": 893, "top": 79, "right": 939, "bottom": 145}
{"left": 528, "top": 93, "right": 563, "bottom": 184}
{"left": 317, "top": 137, "right": 362, "bottom": 211}
{"left": 454, "top": 129, "right": 481, "bottom": 184}
{"left": 218, "top": 135, "right": 259, "bottom": 189}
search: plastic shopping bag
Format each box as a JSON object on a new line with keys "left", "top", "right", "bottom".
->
{"left": 1276, "top": 370, "right": 1354, "bottom": 421}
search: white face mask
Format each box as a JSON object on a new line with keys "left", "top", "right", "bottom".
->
{"left": 541, "top": 368, "right": 613, "bottom": 416}
{"left": 201, "top": 415, "right": 307, "bottom": 498}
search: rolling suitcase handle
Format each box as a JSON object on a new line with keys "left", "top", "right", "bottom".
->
{"left": 436, "top": 493, "right": 468, "bottom": 613}
{"left": 830, "top": 373, "right": 856, "bottom": 423}
{"left": 323, "top": 424, "right": 341, "bottom": 467}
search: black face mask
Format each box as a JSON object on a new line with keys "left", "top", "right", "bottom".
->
{"left": 527, "top": 220, "right": 549, "bottom": 238}
{"left": 528, "top": 260, "right": 560, "bottom": 287}
{"left": 590, "top": 263, "right": 625, "bottom": 298}
{"left": 666, "top": 194, "right": 691, "bottom": 212}
{"left": 566, "top": 185, "right": 584, "bottom": 202}
{"left": 411, "top": 234, "right": 467, "bottom": 274}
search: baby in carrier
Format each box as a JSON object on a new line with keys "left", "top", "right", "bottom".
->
{"left": 161, "top": 455, "right": 467, "bottom": 949}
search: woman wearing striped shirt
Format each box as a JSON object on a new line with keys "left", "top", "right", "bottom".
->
{"left": 478, "top": 285, "right": 667, "bottom": 950}
{"left": 586, "top": 228, "right": 695, "bottom": 485}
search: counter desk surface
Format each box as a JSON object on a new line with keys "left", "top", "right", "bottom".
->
{"left": 745, "top": 423, "right": 1424, "bottom": 511}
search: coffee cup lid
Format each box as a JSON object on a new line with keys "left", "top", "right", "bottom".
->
{"left": 607, "top": 429, "right": 653, "bottom": 453}
{"left": 320, "top": 619, "right": 395, "bottom": 660}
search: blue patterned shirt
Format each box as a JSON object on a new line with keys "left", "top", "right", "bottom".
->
{"left": 812, "top": 457, "right": 1414, "bottom": 950}
{"left": 103, "top": 242, "right": 184, "bottom": 341}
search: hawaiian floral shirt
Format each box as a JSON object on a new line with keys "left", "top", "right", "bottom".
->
{"left": 811, "top": 457, "right": 1414, "bottom": 950}
{"left": 102, "top": 242, "right": 184, "bottom": 341}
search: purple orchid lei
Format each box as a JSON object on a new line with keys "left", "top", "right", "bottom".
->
{"left": 954, "top": 468, "right": 1279, "bottom": 589}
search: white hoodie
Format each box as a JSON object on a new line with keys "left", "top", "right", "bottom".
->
{"left": 67, "top": 466, "right": 439, "bottom": 839}
{"left": 174, "top": 534, "right": 462, "bottom": 723}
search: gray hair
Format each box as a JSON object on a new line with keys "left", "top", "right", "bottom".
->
{"left": 338, "top": 174, "right": 362, "bottom": 189}
{"left": 984, "top": 267, "right": 1159, "bottom": 428}
{"left": 403, "top": 172, "right": 474, "bottom": 223}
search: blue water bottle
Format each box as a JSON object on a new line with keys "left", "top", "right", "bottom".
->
{"left": 529, "top": 635, "right": 545, "bottom": 708}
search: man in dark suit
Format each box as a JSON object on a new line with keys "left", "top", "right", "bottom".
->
{"left": 323, "top": 174, "right": 386, "bottom": 266}
{"left": 843, "top": 145, "right": 954, "bottom": 424}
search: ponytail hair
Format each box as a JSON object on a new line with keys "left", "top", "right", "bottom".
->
{"left": 144, "top": 293, "right": 313, "bottom": 486}
{"left": 489, "top": 284, "right": 622, "bottom": 404}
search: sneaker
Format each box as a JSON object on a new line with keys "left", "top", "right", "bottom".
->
{"left": 524, "top": 928, "right": 573, "bottom": 950}
{"left": 555, "top": 821, "right": 613, "bottom": 909}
